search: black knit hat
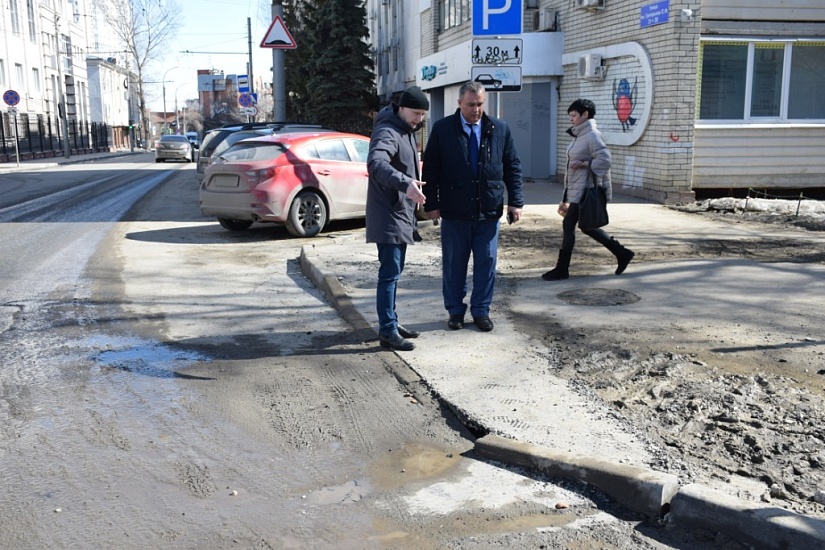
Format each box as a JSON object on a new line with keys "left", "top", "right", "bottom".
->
{"left": 398, "top": 86, "right": 429, "bottom": 110}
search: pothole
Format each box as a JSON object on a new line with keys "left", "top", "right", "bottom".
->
{"left": 556, "top": 288, "right": 640, "bottom": 306}
{"left": 89, "top": 335, "right": 211, "bottom": 378}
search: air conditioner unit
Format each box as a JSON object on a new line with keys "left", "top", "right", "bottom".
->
{"left": 577, "top": 54, "right": 605, "bottom": 79}
{"left": 575, "top": 0, "right": 606, "bottom": 10}
{"left": 539, "top": 8, "right": 556, "bottom": 31}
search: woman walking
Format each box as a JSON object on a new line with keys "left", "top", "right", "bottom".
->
{"left": 542, "top": 99, "right": 634, "bottom": 281}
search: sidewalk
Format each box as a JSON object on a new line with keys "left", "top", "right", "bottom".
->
{"left": 300, "top": 180, "right": 825, "bottom": 548}
{"left": 0, "top": 149, "right": 146, "bottom": 174}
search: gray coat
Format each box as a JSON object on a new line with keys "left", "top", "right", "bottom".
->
{"left": 365, "top": 105, "right": 420, "bottom": 244}
{"left": 564, "top": 119, "right": 612, "bottom": 204}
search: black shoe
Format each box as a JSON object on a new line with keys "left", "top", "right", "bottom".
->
{"left": 615, "top": 249, "right": 635, "bottom": 275}
{"left": 397, "top": 324, "right": 420, "bottom": 339}
{"left": 473, "top": 316, "right": 494, "bottom": 332}
{"left": 379, "top": 333, "right": 415, "bottom": 351}
{"left": 448, "top": 314, "right": 464, "bottom": 330}
{"left": 541, "top": 268, "right": 569, "bottom": 281}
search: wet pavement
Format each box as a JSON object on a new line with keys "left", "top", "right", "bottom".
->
{"left": 5, "top": 150, "right": 825, "bottom": 546}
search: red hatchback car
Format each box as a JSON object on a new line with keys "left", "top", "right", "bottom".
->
{"left": 199, "top": 131, "right": 370, "bottom": 237}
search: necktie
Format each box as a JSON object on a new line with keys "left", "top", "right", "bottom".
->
{"left": 467, "top": 123, "right": 478, "bottom": 176}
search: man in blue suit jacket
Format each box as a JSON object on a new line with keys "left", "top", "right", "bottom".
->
{"left": 422, "top": 80, "right": 524, "bottom": 333}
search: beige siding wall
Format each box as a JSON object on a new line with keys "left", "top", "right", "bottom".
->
{"left": 703, "top": 0, "right": 825, "bottom": 21}
{"left": 694, "top": 126, "right": 825, "bottom": 188}
{"left": 557, "top": 1, "right": 700, "bottom": 203}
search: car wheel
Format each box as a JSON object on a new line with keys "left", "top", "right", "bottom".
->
{"left": 155, "top": 158, "right": 163, "bottom": 163}
{"left": 217, "top": 218, "right": 254, "bottom": 231}
{"left": 493, "top": 81, "right": 502, "bottom": 89}
{"left": 285, "top": 191, "right": 327, "bottom": 237}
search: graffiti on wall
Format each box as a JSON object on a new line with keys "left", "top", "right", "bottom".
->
{"left": 566, "top": 43, "right": 653, "bottom": 147}
{"left": 613, "top": 77, "right": 638, "bottom": 132}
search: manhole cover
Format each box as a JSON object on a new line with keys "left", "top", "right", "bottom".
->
{"left": 557, "top": 288, "right": 640, "bottom": 306}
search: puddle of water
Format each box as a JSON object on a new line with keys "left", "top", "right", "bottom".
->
{"left": 88, "top": 334, "right": 210, "bottom": 378}
{"left": 369, "top": 442, "right": 466, "bottom": 491}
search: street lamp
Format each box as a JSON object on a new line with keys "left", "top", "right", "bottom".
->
{"left": 162, "top": 66, "right": 178, "bottom": 134}
{"left": 175, "top": 84, "right": 187, "bottom": 133}
{"left": 53, "top": 13, "right": 71, "bottom": 159}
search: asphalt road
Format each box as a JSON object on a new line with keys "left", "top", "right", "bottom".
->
{"left": 0, "top": 153, "right": 748, "bottom": 548}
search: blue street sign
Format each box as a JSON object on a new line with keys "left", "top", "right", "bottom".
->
{"left": 473, "top": 0, "right": 523, "bottom": 36}
{"left": 640, "top": 0, "right": 669, "bottom": 28}
{"left": 3, "top": 89, "right": 20, "bottom": 106}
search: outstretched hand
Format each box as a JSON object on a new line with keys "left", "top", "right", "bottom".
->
{"left": 406, "top": 180, "right": 426, "bottom": 205}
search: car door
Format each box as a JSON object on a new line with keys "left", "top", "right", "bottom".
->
{"left": 306, "top": 137, "right": 369, "bottom": 218}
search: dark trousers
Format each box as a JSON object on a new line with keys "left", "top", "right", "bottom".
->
{"left": 440, "top": 218, "right": 499, "bottom": 318}
{"left": 562, "top": 202, "right": 614, "bottom": 251}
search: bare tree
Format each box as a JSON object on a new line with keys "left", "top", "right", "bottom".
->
{"left": 97, "top": 0, "right": 180, "bottom": 142}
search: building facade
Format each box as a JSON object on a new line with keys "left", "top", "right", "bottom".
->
{"left": 412, "top": 0, "right": 825, "bottom": 203}
{"left": 0, "top": 0, "right": 132, "bottom": 159}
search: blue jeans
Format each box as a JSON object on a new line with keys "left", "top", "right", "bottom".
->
{"left": 440, "top": 218, "right": 499, "bottom": 318}
{"left": 376, "top": 243, "right": 407, "bottom": 337}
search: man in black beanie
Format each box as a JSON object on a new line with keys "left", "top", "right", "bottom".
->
{"left": 366, "top": 86, "right": 429, "bottom": 351}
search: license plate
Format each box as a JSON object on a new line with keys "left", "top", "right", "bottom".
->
{"left": 211, "top": 174, "right": 240, "bottom": 188}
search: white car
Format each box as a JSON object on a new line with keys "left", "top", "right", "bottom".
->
{"left": 155, "top": 134, "right": 193, "bottom": 163}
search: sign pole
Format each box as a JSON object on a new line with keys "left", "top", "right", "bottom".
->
{"left": 11, "top": 109, "right": 19, "bottom": 168}
{"left": 54, "top": 14, "right": 71, "bottom": 159}
{"left": 271, "top": 0, "right": 286, "bottom": 121}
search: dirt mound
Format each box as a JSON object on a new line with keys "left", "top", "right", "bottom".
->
{"left": 496, "top": 204, "right": 825, "bottom": 519}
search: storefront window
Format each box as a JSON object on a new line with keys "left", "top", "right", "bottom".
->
{"left": 698, "top": 40, "right": 825, "bottom": 121}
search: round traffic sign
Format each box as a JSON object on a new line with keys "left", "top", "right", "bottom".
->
{"left": 3, "top": 89, "right": 20, "bottom": 106}
{"left": 238, "top": 93, "right": 254, "bottom": 107}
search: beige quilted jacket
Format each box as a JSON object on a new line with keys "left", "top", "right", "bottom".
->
{"left": 563, "top": 119, "right": 612, "bottom": 203}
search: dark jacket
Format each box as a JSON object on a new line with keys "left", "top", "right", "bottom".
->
{"left": 366, "top": 104, "right": 421, "bottom": 244}
{"left": 422, "top": 110, "right": 523, "bottom": 221}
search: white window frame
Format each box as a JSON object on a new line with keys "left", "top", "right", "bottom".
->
{"left": 697, "top": 38, "right": 825, "bottom": 125}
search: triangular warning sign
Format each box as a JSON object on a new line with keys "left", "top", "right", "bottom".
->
{"left": 260, "top": 15, "right": 297, "bottom": 49}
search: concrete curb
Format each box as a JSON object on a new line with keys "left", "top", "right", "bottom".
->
{"left": 669, "top": 483, "right": 825, "bottom": 550}
{"left": 474, "top": 434, "right": 678, "bottom": 519}
{"left": 299, "top": 246, "right": 375, "bottom": 343}
{"left": 299, "top": 243, "right": 825, "bottom": 547}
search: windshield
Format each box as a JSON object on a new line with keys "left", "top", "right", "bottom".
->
{"left": 213, "top": 129, "right": 274, "bottom": 157}
{"left": 220, "top": 141, "right": 288, "bottom": 163}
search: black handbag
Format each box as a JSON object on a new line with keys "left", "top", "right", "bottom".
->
{"left": 578, "top": 171, "right": 609, "bottom": 230}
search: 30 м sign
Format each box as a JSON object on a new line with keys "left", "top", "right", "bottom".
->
{"left": 473, "top": 0, "right": 523, "bottom": 36}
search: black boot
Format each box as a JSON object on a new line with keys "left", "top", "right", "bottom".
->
{"left": 606, "top": 238, "right": 634, "bottom": 275}
{"left": 542, "top": 249, "right": 572, "bottom": 281}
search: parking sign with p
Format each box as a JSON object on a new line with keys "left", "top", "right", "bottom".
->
{"left": 472, "top": 0, "right": 523, "bottom": 36}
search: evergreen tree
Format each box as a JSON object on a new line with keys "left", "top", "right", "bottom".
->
{"left": 284, "top": 0, "right": 376, "bottom": 134}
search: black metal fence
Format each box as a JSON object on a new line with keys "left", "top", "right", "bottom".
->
{"left": 0, "top": 111, "right": 111, "bottom": 162}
